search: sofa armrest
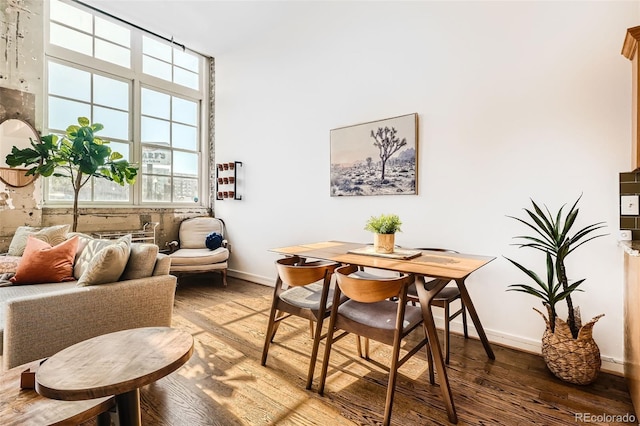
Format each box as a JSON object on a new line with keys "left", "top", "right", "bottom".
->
{"left": 2, "top": 274, "right": 177, "bottom": 370}
{"left": 153, "top": 253, "right": 171, "bottom": 276}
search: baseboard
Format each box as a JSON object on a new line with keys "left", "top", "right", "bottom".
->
{"left": 437, "top": 316, "right": 624, "bottom": 375}
{"left": 228, "top": 269, "right": 273, "bottom": 287}
{"left": 228, "top": 270, "right": 625, "bottom": 376}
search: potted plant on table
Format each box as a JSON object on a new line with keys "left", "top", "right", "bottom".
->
{"left": 365, "top": 213, "right": 402, "bottom": 254}
{"left": 5, "top": 117, "right": 138, "bottom": 232}
{"left": 505, "top": 195, "right": 607, "bottom": 385}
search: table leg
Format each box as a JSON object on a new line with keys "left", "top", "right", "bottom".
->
{"left": 97, "top": 411, "right": 112, "bottom": 426}
{"left": 415, "top": 276, "right": 458, "bottom": 424}
{"left": 455, "top": 278, "right": 495, "bottom": 360}
{"left": 115, "top": 388, "right": 141, "bottom": 426}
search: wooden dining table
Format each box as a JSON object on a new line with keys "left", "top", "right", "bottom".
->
{"left": 269, "top": 241, "right": 495, "bottom": 424}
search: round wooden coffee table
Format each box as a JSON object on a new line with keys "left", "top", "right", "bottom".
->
{"left": 0, "top": 358, "right": 114, "bottom": 426}
{"left": 35, "top": 327, "right": 194, "bottom": 426}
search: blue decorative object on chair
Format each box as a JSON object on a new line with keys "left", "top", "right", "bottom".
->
{"left": 205, "top": 232, "right": 223, "bottom": 250}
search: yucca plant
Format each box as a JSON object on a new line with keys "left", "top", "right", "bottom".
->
{"left": 506, "top": 195, "right": 606, "bottom": 338}
{"left": 5, "top": 117, "right": 138, "bottom": 232}
{"left": 506, "top": 252, "right": 585, "bottom": 332}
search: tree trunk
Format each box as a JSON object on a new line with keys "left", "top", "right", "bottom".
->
{"left": 557, "top": 259, "right": 579, "bottom": 339}
{"left": 545, "top": 303, "right": 556, "bottom": 333}
{"left": 72, "top": 172, "right": 83, "bottom": 232}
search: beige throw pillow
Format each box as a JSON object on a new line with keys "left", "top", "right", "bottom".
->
{"left": 120, "top": 243, "right": 159, "bottom": 280}
{"left": 73, "top": 233, "right": 123, "bottom": 279}
{"left": 73, "top": 234, "right": 111, "bottom": 279}
{"left": 77, "top": 235, "right": 132, "bottom": 286}
{"left": 8, "top": 224, "right": 70, "bottom": 256}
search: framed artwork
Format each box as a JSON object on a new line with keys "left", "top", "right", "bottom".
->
{"left": 330, "top": 113, "right": 418, "bottom": 197}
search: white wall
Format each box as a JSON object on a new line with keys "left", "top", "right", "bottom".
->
{"left": 213, "top": 1, "right": 638, "bottom": 373}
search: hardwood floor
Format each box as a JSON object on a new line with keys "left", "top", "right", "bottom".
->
{"left": 97, "top": 276, "right": 636, "bottom": 425}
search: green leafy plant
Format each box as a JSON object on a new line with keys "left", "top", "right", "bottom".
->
{"left": 5, "top": 117, "right": 138, "bottom": 232}
{"left": 364, "top": 213, "right": 402, "bottom": 234}
{"left": 506, "top": 252, "right": 585, "bottom": 332}
{"left": 505, "top": 195, "right": 607, "bottom": 338}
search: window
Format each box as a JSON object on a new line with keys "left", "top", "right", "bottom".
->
{"left": 47, "top": 60, "right": 131, "bottom": 202}
{"left": 45, "top": 0, "right": 207, "bottom": 206}
{"left": 49, "top": 0, "right": 131, "bottom": 68}
{"left": 143, "top": 36, "right": 200, "bottom": 90}
{"left": 141, "top": 88, "right": 199, "bottom": 202}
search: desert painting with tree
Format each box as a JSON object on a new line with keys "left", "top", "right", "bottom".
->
{"left": 330, "top": 113, "right": 417, "bottom": 196}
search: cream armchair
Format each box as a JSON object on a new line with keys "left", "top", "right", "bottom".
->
{"left": 167, "top": 217, "right": 230, "bottom": 286}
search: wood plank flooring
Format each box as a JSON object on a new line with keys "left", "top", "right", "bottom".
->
{"left": 92, "top": 275, "right": 637, "bottom": 425}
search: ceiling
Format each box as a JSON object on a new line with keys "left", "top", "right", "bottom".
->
{"left": 82, "top": 0, "right": 294, "bottom": 57}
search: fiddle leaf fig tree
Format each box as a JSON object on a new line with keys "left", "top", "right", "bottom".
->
{"left": 5, "top": 117, "right": 138, "bottom": 232}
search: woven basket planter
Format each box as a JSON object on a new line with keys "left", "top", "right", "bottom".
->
{"left": 535, "top": 308, "right": 604, "bottom": 385}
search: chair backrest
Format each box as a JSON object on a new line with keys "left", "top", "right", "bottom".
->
{"left": 275, "top": 256, "right": 337, "bottom": 287}
{"left": 335, "top": 264, "right": 414, "bottom": 303}
{"left": 179, "top": 217, "right": 225, "bottom": 249}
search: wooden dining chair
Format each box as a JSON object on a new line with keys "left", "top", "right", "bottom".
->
{"left": 261, "top": 256, "right": 339, "bottom": 390}
{"left": 318, "top": 264, "right": 433, "bottom": 426}
{"left": 407, "top": 248, "right": 468, "bottom": 364}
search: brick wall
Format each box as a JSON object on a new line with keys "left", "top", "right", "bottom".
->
{"left": 620, "top": 172, "right": 640, "bottom": 239}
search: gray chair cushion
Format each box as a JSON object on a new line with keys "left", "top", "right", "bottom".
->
{"left": 338, "top": 300, "right": 423, "bottom": 331}
{"left": 279, "top": 282, "right": 336, "bottom": 310}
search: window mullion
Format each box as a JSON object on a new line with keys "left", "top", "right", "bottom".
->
{"left": 132, "top": 78, "right": 142, "bottom": 205}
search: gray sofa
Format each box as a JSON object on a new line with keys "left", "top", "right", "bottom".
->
{"left": 0, "top": 238, "right": 177, "bottom": 370}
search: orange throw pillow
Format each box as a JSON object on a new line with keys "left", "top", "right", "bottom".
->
{"left": 11, "top": 236, "right": 79, "bottom": 284}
